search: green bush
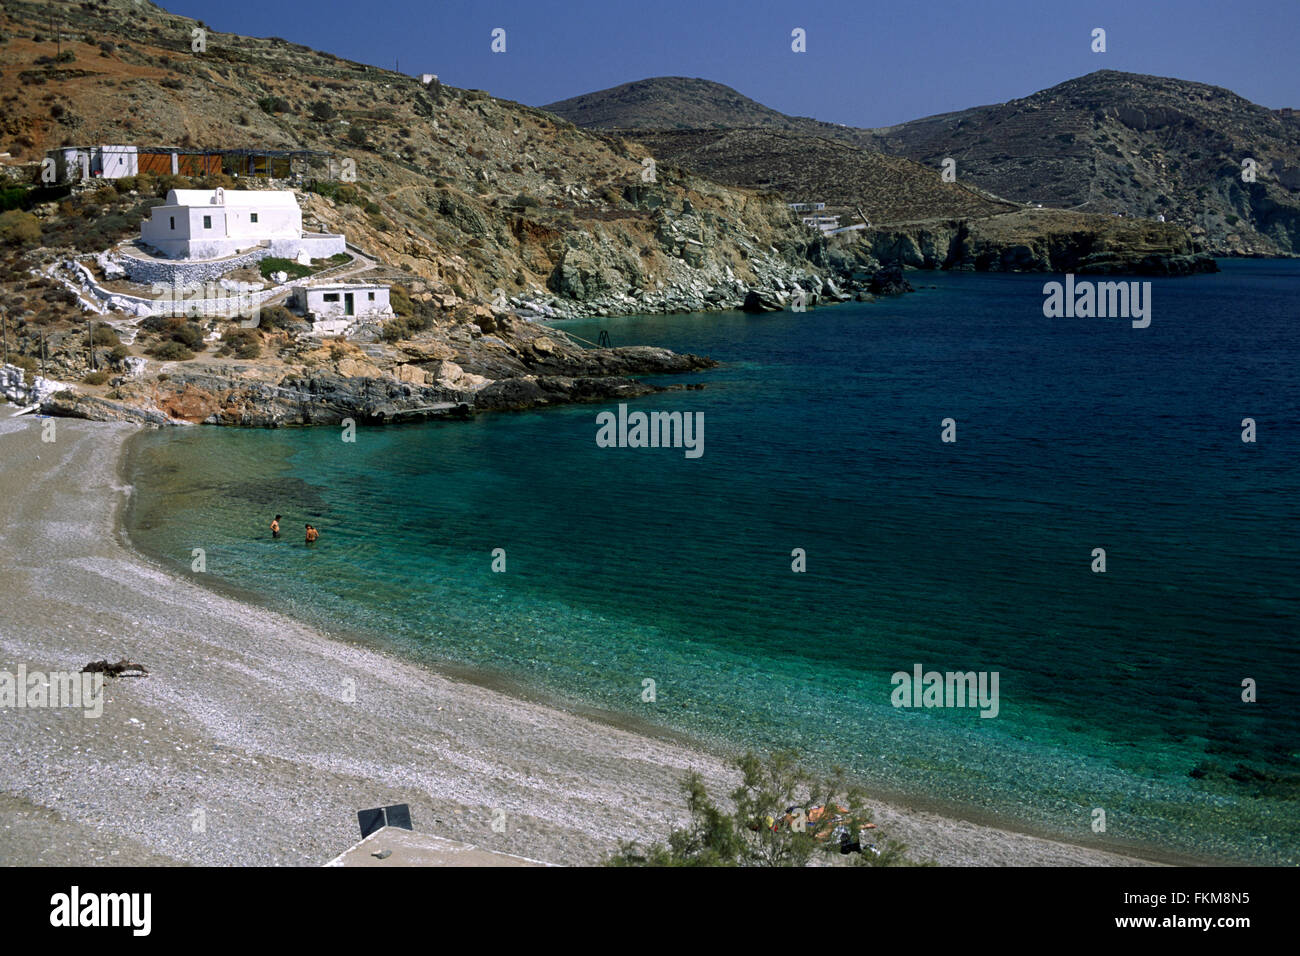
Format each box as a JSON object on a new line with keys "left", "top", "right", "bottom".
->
{"left": 92, "top": 325, "right": 121, "bottom": 346}
{"left": 142, "top": 316, "right": 205, "bottom": 351}
{"left": 380, "top": 316, "right": 411, "bottom": 342}
{"left": 217, "top": 327, "right": 261, "bottom": 359}
{"left": 259, "top": 256, "right": 313, "bottom": 280}
{"left": 0, "top": 184, "right": 29, "bottom": 212}
{"left": 388, "top": 284, "right": 414, "bottom": 317}
{"left": 171, "top": 321, "right": 205, "bottom": 350}
{"left": 308, "top": 179, "right": 366, "bottom": 207}
{"left": 256, "top": 304, "right": 296, "bottom": 330}
{"left": 257, "top": 96, "right": 291, "bottom": 114}
{"left": 607, "top": 751, "right": 919, "bottom": 868}
{"left": 0, "top": 210, "right": 40, "bottom": 246}
{"left": 109, "top": 344, "right": 130, "bottom": 362}
{"left": 309, "top": 100, "right": 336, "bottom": 122}
{"left": 147, "top": 339, "right": 195, "bottom": 361}
{"left": 82, "top": 370, "right": 111, "bottom": 385}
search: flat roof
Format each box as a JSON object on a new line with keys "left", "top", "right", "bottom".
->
{"left": 324, "top": 827, "right": 552, "bottom": 867}
{"left": 166, "top": 188, "right": 300, "bottom": 206}
{"left": 302, "top": 282, "right": 388, "bottom": 291}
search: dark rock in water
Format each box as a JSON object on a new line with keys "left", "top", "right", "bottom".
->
{"left": 868, "top": 266, "right": 915, "bottom": 296}
{"left": 742, "top": 289, "right": 785, "bottom": 312}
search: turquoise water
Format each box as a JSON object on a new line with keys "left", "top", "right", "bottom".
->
{"left": 125, "top": 260, "right": 1300, "bottom": 864}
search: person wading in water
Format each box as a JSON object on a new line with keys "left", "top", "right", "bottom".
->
{"left": 270, "top": 515, "right": 281, "bottom": 539}
{"left": 305, "top": 524, "right": 319, "bottom": 545}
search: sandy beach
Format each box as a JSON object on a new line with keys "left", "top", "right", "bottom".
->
{"left": 0, "top": 411, "right": 1154, "bottom": 867}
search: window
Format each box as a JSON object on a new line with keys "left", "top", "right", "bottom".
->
{"left": 250, "top": 213, "right": 258, "bottom": 223}
{"left": 169, "top": 216, "right": 175, "bottom": 230}
{"left": 368, "top": 292, "right": 375, "bottom": 301}
{"left": 203, "top": 215, "right": 212, "bottom": 229}
{"left": 323, "top": 293, "right": 340, "bottom": 302}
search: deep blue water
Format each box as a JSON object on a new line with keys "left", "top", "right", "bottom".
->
{"left": 125, "top": 260, "right": 1300, "bottom": 863}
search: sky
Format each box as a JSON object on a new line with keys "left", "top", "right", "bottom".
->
{"left": 162, "top": 0, "right": 1298, "bottom": 128}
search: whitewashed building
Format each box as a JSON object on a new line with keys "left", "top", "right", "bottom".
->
{"left": 139, "top": 188, "right": 345, "bottom": 260}
{"left": 292, "top": 282, "right": 393, "bottom": 334}
{"left": 50, "top": 145, "right": 138, "bottom": 181}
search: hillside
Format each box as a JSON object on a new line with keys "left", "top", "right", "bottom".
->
{"left": 624, "top": 127, "right": 1015, "bottom": 222}
{"left": 859, "top": 71, "right": 1300, "bottom": 256}
{"left": 546, "top": 72, "right": 1300, "bottom": 256}
{"left": 0, "top": 0, "right": 888, "bottom": 425}
{"left": 544, "top": 77, "right": 814, "bottom": 132}
{"left": 0, "top": 0, "right": 856, "bottom": 312}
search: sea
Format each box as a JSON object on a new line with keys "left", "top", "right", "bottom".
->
{"left": 123, "top": 260, "right": 1300, "bottom": 864}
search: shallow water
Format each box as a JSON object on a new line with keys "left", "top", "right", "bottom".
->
{"left": 125, "top": 260, "right": 1300, "bottom": 864}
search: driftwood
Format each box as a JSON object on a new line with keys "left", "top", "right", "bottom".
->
{"left": 81, "top": 659, "right": 148, "bottom": 678}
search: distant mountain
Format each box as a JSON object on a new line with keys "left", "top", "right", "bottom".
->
{"left": 626, "top": 127, "right": 1014, "bottom": 224}
{"left": 545, "top": 77, "right": 817, "bottom": 131}
{"left": 547, "top": 71, "right": 1300, "bottom": 255}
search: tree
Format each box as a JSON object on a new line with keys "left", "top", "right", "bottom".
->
{"left": 608, "top": 750, "right": 921, "bottom": 867}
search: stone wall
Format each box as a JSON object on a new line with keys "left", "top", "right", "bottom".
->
{"left": 122, "top": 233, "right": 345, "bottom": 284}
{"left": 122, "top": 246, "right": 272, "bottom": 285}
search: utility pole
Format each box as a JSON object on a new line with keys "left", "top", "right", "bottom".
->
{"left": 1, "top": 309, "right": 7, "bottom": 366}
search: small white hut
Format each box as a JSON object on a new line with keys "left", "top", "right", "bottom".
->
{"left": 292, "top": 282, "right": 393, "bottom": 334}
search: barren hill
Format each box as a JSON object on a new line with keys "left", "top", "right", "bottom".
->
{"left": 0, "top": 0, "right": 844, "bottom": 316}
{"left": 546, "top": 72, "right": 1300, "bottom": 256}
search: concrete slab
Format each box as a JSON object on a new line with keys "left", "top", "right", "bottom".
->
{"left": 324, "top": 827, "right": 553, "bottom": 867}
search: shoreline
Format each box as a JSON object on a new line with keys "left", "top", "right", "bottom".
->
{"left": 2, "top": 412, "right": 1174, "bottom": 866}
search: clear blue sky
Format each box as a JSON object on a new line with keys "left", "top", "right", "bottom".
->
{"left": 162, "top": 0, "right": 1297, "bottom": 127}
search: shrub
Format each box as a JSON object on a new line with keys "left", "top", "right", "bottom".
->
{"left": 109, "top": 344, "right": 130, "bottom": 362}
{"left": 309, "top": 100, "right": 336, "bottom": 122}
{"left": 380, "top": 316, "right": 410, "bottom": 342}
{"left": 389, "top": 284, "right": 414, "bottom": 316}
{"left": 257, "top": 96, "right": 291, "bottom": 114}
{"left": 607, "top": 751, "right": 918, "bottom": 868}
{"left": 82, "top": 370, "right": 111, "bottom": 385}
{"left": 142, "top": 316, "right": 205, "bottom": 351}
{"left": 99, "top": 40, "right": 116, "bottom": 56}
{"left": 92, "top": 325, "right": 121, "bottom": 346}
{"left": 0, "top": 210, "right": 40, "bottom": 246}
{"left": 257, "top": 304, "right": 296, "bottom": 330}
{"left": 147, "top": 339, "right": 195, "bottom": 361}
{"left": 217, "top": 327, "right": 261, "bottom": 359}
{"left": 170, "top": 321, "right": 206, "bottom": 350}
{"left": 0, "top": 184, "right": 29, "bottom": 212}
{"left": 346, "top": 125, "right": 369, "bottom": 146}
{"left": 259, "top": 256, "right": 312, "bottom": 280}
{"left": 307, "top": 180, "right": 365, "bottom": 207}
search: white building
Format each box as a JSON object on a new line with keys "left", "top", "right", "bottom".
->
{"left": 292, "top": 282, "right": 393, "bottom": 334}
{"left": 50, "top": 145, "right": 138, "bottom": 181}
{"left": 801, "top": 214, "right": 841, "bottom": 234}
{"left": 139, "top": 188, "right": 344, "bottom": 261}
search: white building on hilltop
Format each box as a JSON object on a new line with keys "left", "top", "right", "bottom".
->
{"left": 139, "top": 188, "right": 344, "bottom": 261}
